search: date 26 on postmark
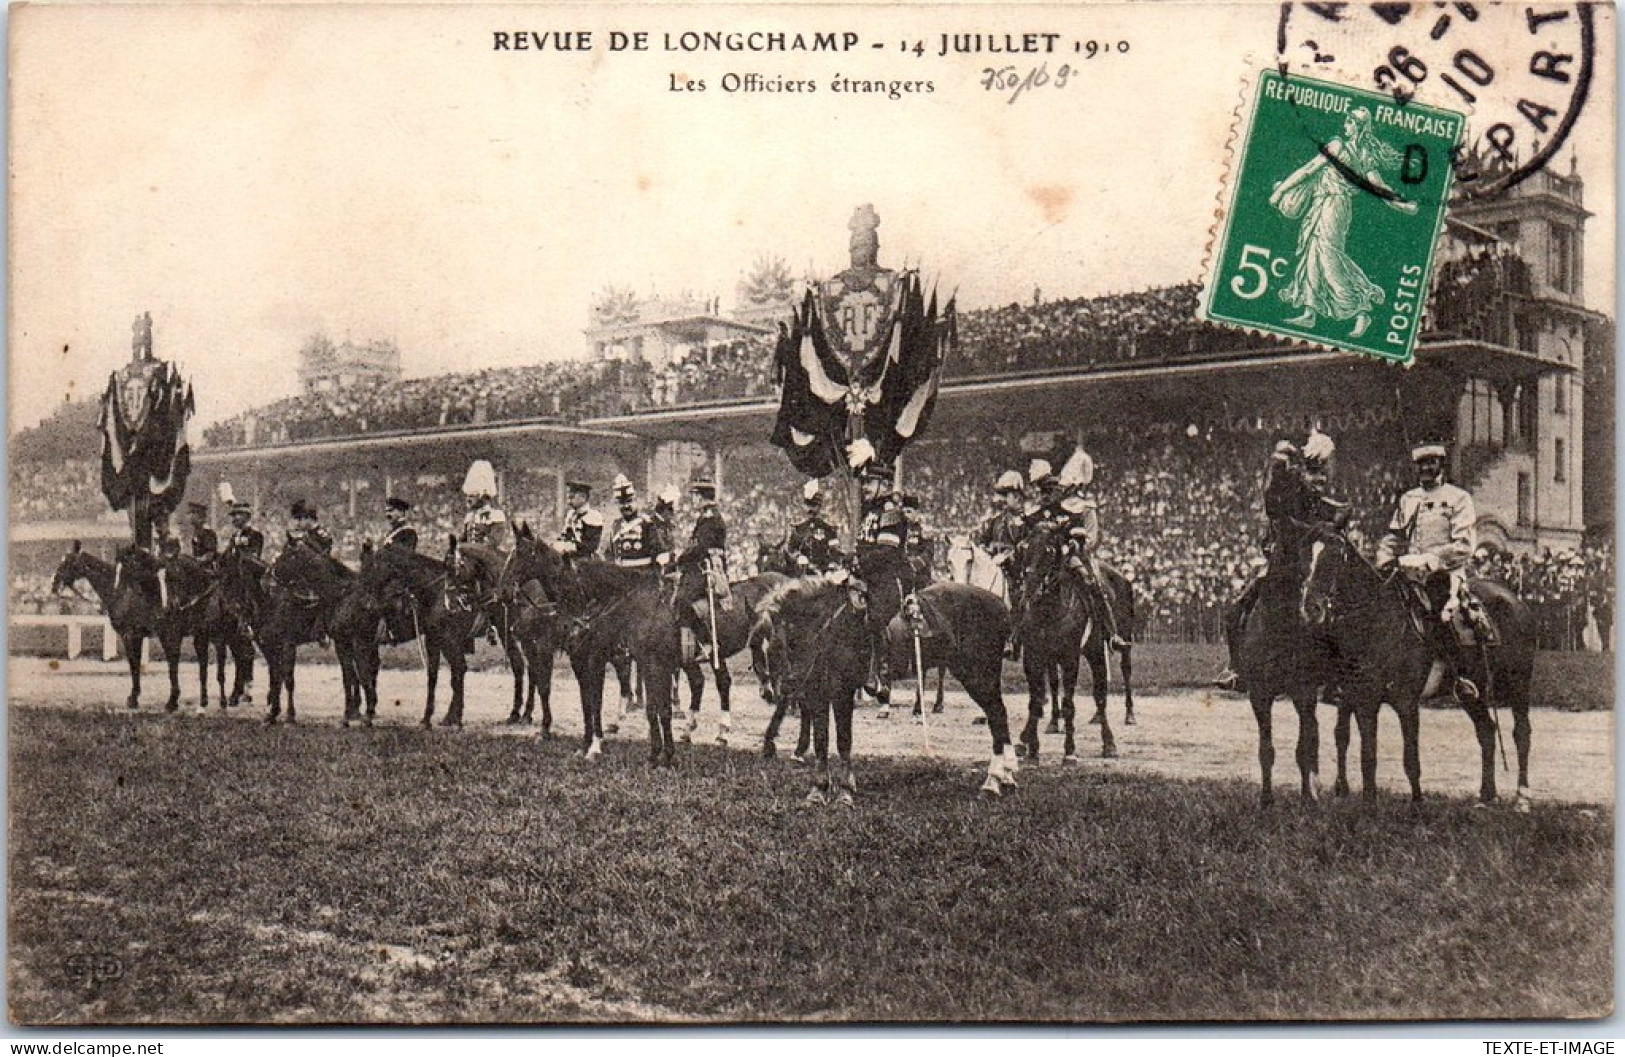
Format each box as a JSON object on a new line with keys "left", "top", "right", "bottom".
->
{"left": 1200, "top": 68, "right": 1463, "bottom": 364}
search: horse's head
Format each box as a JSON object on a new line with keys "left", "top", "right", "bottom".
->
{"left": 508, "top": 529, "right": 569, "bottom": 600}
{"left": 50, "top": 541, "right": 87, "bottom": 595}
{"left": 1015, "top": 521, "right": 1067, "bottom": 604}
{"left": 757, "top": 577, "right": 868, "bottom": 698}
{"left": 1298, "top": 522, "right": 1357, "bottom": 628}
{"left": 945, "top": 534, "right": 974, "bottom": 584}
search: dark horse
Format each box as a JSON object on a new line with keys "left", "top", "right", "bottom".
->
{"left": 1011, "top": 522, "right": 1136, "bottom": 762}
{"left": 459, "top": 541, "right": 560, "bottom": 735}
{"left": 157, "top": 552, "right": 256, "bottom": 711}
{"left": 674, "top": 571, "right": 789, "bottom": 745}
{"left": 508, "top": 526, "right": 682, "bottom": 764}
{"left": 359, "top": 543, "right": 484, "bottom": 728}
{"left": 1299, "top": 524, "right": 1536, "bottom": 806}
{"left": 1235, "top": 519, "right": 1335, "bottom": 805}
{"left": 759, "top": 577, "right": 1017, "bottom": 803}
{"left": 254, "top": 544, "right": 369, "bottom": 725}
{"left": 50, "top": 544, "right": 167, "bottom": 710}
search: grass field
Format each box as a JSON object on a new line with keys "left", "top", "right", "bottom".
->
{"left": 8, "top": 707, "right": 1612, "bottom": 1024}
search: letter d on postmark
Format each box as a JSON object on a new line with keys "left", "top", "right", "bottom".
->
{"left": 1200, "top": 69, "right": 1463, "bottom": 365}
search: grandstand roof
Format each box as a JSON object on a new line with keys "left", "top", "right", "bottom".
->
{"left": 195, "top": 417, "right": 643, "bottom": 467}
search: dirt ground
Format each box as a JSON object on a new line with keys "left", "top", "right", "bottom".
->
{"left": 7, "top": 655, "right": 1614, "bottom": 805}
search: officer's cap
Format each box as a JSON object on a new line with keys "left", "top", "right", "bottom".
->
{"left": 566, "top": 481, "right": 592, "bottom": 497}
{"left": 290, "top": 499, "right": 315, "bottom": 519}
{"left": 186, "top": 501, "right": 208, "bottom": 516}
{"left": 1411, "top": 441, "right": 1447, "bottom": 462}
{"left": 612, "top": 473, "right": 635, "bottom": 498}
{"left": 802, "top": 480, "right": 822, "bottom": 504}
{"left": 386, "top": 496, "right": 412, "bottom": 513}
{"left": 994, "top": 471, "right": 1024, "bottom": 494}
{"left": 656, "top": 486, "right": 679, "bottom": 508}
{"left": 690, "top": 478, "right": 717, "bottom": 499}
{"left": 229, "top": 502, "right": 252, "bottom": 516}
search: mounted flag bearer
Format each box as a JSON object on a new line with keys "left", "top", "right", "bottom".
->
{"left": 1374, "top": 440, "right": 1487, "bottom": 701}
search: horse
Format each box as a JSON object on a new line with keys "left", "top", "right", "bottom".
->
{"left": 1010, "top": 522, "right": 1136, "bottom": 762}
{"left": 158, "top": 552, "right": 255, "bottom": 711}
{"left": 255, "top": 544, "right": 366, "bottom": 725}
{"left": 508, "top": 525, "right": 682, "bottom": 765}
{"left": 1298, "top": 524, "right": 1537, "bottom": 806}
{"left": 359, "top": 543, "right": 484, "bottom": 728}
{"left": 673, "top": 571, "right": 789, "bottom": 745}
{"left": 50, "top": 543, "right": 168, "bottom": 710}
{"left": 458, "top": 541, "right": 559, "bottom": 734}
{"left": 759, "top": 576, "right": 1017, "bottom": 803}
{"left": 1231, "top": 518, "right": 1337, "bottom": 805}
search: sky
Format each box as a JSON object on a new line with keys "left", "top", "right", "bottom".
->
{"left": 8, "top": 2, "right": 1615, "bottom": 432}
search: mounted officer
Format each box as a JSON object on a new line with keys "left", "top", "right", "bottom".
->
{"left": 378, "top": 496, "right": 419, "bottom": 643}
{"left": 1052, "top": 448, "right": 1126, "bottom": 650}
{"left": 553, "top": 480, "right": 604, "bottom": 559}
{"left": 1023, "top": 459, "right": 1066, "bottom": 529}
{"left": 286, "top": 499, "right": 335, "bottom": 556}
{"left": 648, "top": 486, "right": 679, "bottom": 560}
{"left": 460, "top": 460, "right": 508, "bottom": 550}
{"left": 975, "top": 471, "right": 1027, "bottom": 573}
{"left": 381, "top": 496, "right": 418, "bottom": 553}
{"left": 785, "top": 480, "right": 841, "bottom": 575}
{"left": 900, "top": 493, "right": 935, "bottom": 585}
{"left": 854, "top": 459, "right": 910, "bottom": 704}
{"left": 185, "top": 502, "right": 218, "bottom": 569}
{"left": 609, "top": 475, "right": 661, "bottom": 579}
{"left": 673, "top": 478, "right": 727, "bottom": 663}
{"left": 1374, "top": 440, "right": 1485, "bottom": 701}
{"left": 225, "top": 500, "right": 265, "bottom": 563}
{"left": 1214, "top": 429, "right": 1345, "bottom": 693}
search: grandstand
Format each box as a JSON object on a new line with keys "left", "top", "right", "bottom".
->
{"left": 10, "top": 168, "right": 1610, "bottom": 643}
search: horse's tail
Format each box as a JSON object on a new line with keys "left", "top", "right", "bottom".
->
{"left": 1100, "top": 562, "right": 1139, "bottom": 643}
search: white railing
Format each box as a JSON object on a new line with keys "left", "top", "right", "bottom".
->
{"left": 9, "top": 615, "right": 153, "bottom": 661}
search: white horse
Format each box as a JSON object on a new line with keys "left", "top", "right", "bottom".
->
{"left": 947, "top": 535, "right": 1007, "bottom": 600}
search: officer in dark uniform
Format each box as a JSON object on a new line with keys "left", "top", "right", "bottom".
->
{"left": 673, "top": 478, "right": 726, "bottom": 662}
{"left": 554, "top": 481, "right": 604, "bottom": 559}
{"left": 610, "top": 477, "right": 661, "bottom": 579}
{"left": 381, "top": 496, "right": 419, "bottom": 552}
{"left": 647, "top": 486, "right": 679, "bottom": 561}
{"left": 379, "top": 496, "right": 419, "bottom": 643}
{"left": 854, "top": 461, "right": 911, "bottom": 705}
{"left": 900, "top": 493, "right": 935, "bottom": 585}
{"left": 287, "top": 500, "right": 335, "bottom": 556}
{"left": 785, "top": 480, "right": 841, "bottom": 575}
{"left": 1214, "top": 431, "right": 1346, "bottom": 692}
{"left": 225, "top": 502, "right": 265, "bottom": 561}
{"left": 185, "top": 502, "right": 219, "bottom": 568}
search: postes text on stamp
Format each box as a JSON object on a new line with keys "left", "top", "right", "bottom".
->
{"left": 1201, "top": 68, "right": 1463, "bottom": 364}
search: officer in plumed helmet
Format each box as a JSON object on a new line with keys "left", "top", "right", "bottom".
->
{"left": 460, "top": 460, "right": 508, "bottom": 549}
{"left": 785, "top": 479, "right": 842, "bottom": 574}
{"left": 609, "top": 474, "right": 661, "bottom": 578}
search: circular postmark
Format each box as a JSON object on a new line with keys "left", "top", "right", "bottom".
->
{"left": 1275, "top": 2, "right": 1595, "bottom": 198}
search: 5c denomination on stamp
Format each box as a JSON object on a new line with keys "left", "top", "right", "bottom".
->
{"left": 1201, "top": 68, "right": 1462, "bottom": 363}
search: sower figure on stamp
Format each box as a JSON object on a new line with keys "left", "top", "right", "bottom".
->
{"left": 672, "top": 478, "right": 727, "bottom": 666}
{"left": 1215, "top": 430, "right": 1346, "bottom": 694}
{"left": 1374, "top": 440, "right": 1490, "bottom": 702}
{"left": 853, "top": 459, "right": 912, "bottom": 708}
{"left": 785, "top": 480, "right": 842, "bottom": 575}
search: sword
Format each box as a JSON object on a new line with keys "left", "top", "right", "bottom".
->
{"left": 705, "top": 560, "right": 722, "bottom": 672}
{"left": 409, "top": 599, "right": 429, "bottom": 671}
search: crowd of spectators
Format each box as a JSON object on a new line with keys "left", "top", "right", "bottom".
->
{"left": 10, "top": 460, "right": 106, "bottom": 522}
{"left": 195, "top": 260, "right": 1535, "bottom": 451}
{"left": 1475, "top": 540, "right": 1613, "bottom": 651}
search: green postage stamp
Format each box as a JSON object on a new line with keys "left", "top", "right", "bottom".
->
{"left": 1201, "top": 69, "right": 1464, "bottom": 364}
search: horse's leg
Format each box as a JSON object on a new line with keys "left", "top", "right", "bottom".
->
{"left": 805, "top": 699, "right": 831, "bottom": 804}
{"left": 714, "top": 662, "right": 732, "bottom": 745}
{"left": 1354, "top": 702, "right": 1380, "bottom": 799}
{"left": 505, "top": 632, "right": 525, "bottom": 724}
{"left": 1082, "top": 644, "right": 1114, "bottom": 760}
{"left": 762, "top": 685, "right": 789, "bottom": 757}
{"left": 613, "top": 652, "right": 635, "bottom": 721}
{"left": 1507, "top": 662, "right": 1533, "bottom": 809}
{"left": 163, "top": 633, "right": 183, "bottom": 712}
{"left": 124, "top": 633, "right": 143, "bottom": 709}
{"left": 421, "top": 646, "right": 440, "bottom": 728}
{"left": 1249, "top": 689, "right": 1275, "bottom": 806}
{"left": 794, "top": 699, "right": 811, "bottom": 761}
{"left": 285, "top": 651, "right": 297, "bottom": 725}
{"left": 263, "top": 643, "right": 281, "bottom": 723}
{"left": 1120, "top": 644, "right": 1136, "bottom": 726}
{"left": 581, "top": 653, "right": 606, "bottom": 759}
{"left": 933, "top": 664, "right": 946, "bottom": 714}
{"left": 833, "top": 686, "right": 856, "bottom": 806}
{"left": 1395, "top": 699, "right": 1423, "bottom": 803}
{"left": 536, "top": 643, "right": 555, "bottom": 738}
{"left": 1292, "top": 690, "right": 1320, "bottom": 801}
{"left": 1047, "top": 661, "right": 1062, "bottom": 733}
{"left": 1333, "top": 700, "right": 1353, "bottom": 797}
{"left": 446, "top": 644, "right": 467, "bottom": 728}
{"left": 195, "top": 631, "right": 210, "bottom": 710}
{"left": 958, "top": 661, "right": 1015, "bottom": 794}
{"left": 1019, "top": 649, "right": 1044, "bottom": 760}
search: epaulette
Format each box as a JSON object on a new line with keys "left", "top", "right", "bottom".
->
{"left": 582, "top": 509, "right": 605, "bottom": 527}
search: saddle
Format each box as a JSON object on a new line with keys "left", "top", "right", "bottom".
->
{"left": 900, "top": 589, "right": 955, "bottom": 646}
{"left": 1398, "top": 576, "right": 1500, "bottom": 648}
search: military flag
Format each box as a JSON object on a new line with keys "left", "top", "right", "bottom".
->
{"left": 770, "top": 288, "right": 849, "bottom": 478}
{"left": 97, "top": 356, "right": 194, "bottom": 534}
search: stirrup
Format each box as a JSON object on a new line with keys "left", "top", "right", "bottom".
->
{"left": 1454, "top": 676, "right": 1480, "bottom": 704}
{"left": 1213, "top": 669, "right": 1242, "bottom": 693}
